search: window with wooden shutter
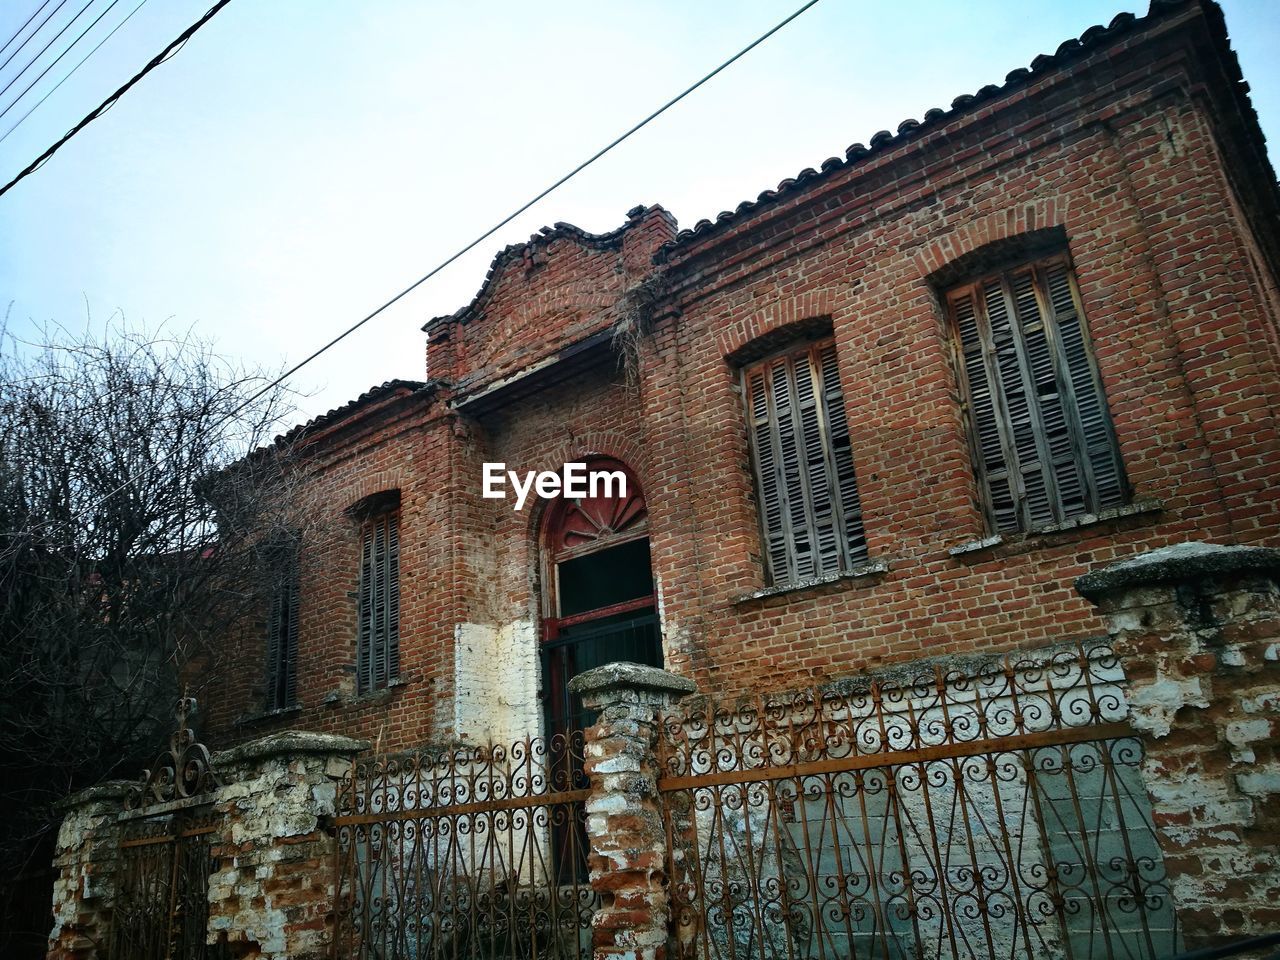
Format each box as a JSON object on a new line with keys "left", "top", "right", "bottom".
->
{"left": 743, "top": 338, "right": 867, "bottom": 586}
{"left": 947, "top": 254, "right": 1126, "bottom": 534}
{"left": 357, "top": 508, "right": 401, "bottom": 692}
{"left": 264, "top": 538, "right": 299, "bottom": 710}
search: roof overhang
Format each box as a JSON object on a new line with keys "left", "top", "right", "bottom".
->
{"left": 450, "top": 328, "right": 616, "bottom": 417}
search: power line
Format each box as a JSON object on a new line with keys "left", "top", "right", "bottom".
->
{"left": 0, "top": 0, "right": 55, "bottom": 59}
{"left": 0, "top": 0, "right": 126, "bottom": 124}
{"left": 0, "top": 0, "right": 68, "bottom": 75}
{"left": 0, "top": 0, "right": 146, "bottom": 145}
{"left": 0, "top": 0, "right": 96, "bottom": 105}
{"left": 0, "top": 0, "right": 231, "bottom": 199}
{"left": 14, "top": 0, "right": 823, "bottom": 528}
{"left": 233, "top": 0, "right": 823, "bottom": 416}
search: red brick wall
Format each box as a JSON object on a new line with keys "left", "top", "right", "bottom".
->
{"left": 205, "top": 0, "right": 1280, "bottom": 751}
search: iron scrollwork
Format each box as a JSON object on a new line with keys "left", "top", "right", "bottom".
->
{"left": 124, "top": 694, "right": 221, "bottom": 811}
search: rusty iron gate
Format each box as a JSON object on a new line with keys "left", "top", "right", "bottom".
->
{"left": 657, "top": 641, "right": 1178, "bottom": 960}
{"left": 108, "top": 805, "right": 223, "bottom": 960}
{"left": 107, "top": 695, "right": 225, "bottom": 960}
{"left": 333, "top": 731, "right": 598, "bottom": 959}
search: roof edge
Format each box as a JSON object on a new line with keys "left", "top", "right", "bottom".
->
{"left": 422, "top": 204, "right": 670, "bottom": 333}
{"left": 654, "top": 0, "right": 1229, "bottom": 264}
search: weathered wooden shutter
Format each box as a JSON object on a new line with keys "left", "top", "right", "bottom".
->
{"left": 744, "top": 339, "right": 867, "bottom": 585}
{"left": 264, "top": 540, "right": 299, "bottom": 710}
{"left": 817, "top": 342, "right": 866, "bottom": 567}
{"left": 358, "top": 510, "right": 401, "bottom": 692}
{"left": 385, "top": 515, "right": 401, "bottom": 683}
{"left": 950, "top": 255, "right": 1125, "bottom": 533}
{"left": 357, "top": 521, "right": 375, "bottom": 692}
{"left": 1041, "top": 262, "right": 1125, "bottom": 510}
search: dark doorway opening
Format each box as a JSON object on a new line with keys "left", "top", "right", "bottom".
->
{"left": 539, "top": 458, "right": 663, "bottom": 881}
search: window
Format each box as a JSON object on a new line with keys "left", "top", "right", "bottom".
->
{"left": 947, "top": 254, "right": 1126, "bottom": 533}
{"left": 743, "top": 337, "right": 867, "bottom": 586}
{"left": 264, "top": 538, "right": 299, "bottom": 710}
{"left": 357, "top": 507, "right": 401, "bottom": 691}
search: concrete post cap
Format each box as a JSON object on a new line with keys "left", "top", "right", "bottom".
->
{"left": 211, "top": 730, "right": 370, "bottom": 767}
{"left": 54, "top": 780, "right": 134, "bottom": 812}
{"left": 567, "top": 661, "right": 696, "bottom": 698}
{"left": 1076, "top": 541, "right": 1280, "bottom": 601}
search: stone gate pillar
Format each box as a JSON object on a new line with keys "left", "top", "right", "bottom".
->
{"left": 205, "top": 731, "right": 367, "bottom": 960}
{"left": 569, "top": 662, "right": 696, "bottom": 960}
{"left": 46, "top": 781, "right": 131, "bottom": 960}
{"left": 1076, "top": 542, "right": 1280, "bottom": 947}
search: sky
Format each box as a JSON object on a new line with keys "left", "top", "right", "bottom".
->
{"left": 1, "top": 0, "right": 1277, "bottom": 430}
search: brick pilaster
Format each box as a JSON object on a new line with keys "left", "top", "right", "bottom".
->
{"left": 569, "top": 662, "right": 696, "bottom": 960}
{"left": 1077, "top": 542, "right": 1280, "bottom": 947}
{"left": 206, "top": 731, "right": 366, "bottom": 959}
{"left": 46, "top": 781, "right": 131, "bottom": 960}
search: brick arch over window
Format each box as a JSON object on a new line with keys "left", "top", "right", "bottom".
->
{"left": 914, "top": 197, "right": 1074, "bottom": 281}
{"left": 717, "top": 289, "right": 844, "bottom": 359}
{"left": 336, "top": 471, "right": 408, "bottom": 516}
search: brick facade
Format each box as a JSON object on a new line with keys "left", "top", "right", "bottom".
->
{"left": 202, "top": 0, "right": 1279, "bottom": 766}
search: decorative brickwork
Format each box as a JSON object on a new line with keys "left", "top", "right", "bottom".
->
{"left": 1077, "top": 542, "right": 1280, "bottom": 947}
{"left": 570, "top": 663, "right": 696, "bottom": 960}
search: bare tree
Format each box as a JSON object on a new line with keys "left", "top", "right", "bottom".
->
{"left": 0, "top": 317, "right": 309, "bottom": 954}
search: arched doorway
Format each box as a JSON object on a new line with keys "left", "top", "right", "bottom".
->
{"left": 539, "top": 456, "right": 663, "bottom": 740}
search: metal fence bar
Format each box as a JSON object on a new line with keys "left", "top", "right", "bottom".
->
{"left": 657, "top": 640, "right": 1179, "bottom": 960}
{"left": 333, "top": 733, "right": 597, "bottom": 960}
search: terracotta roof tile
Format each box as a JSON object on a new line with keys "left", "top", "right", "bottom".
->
{"left": 654, "top": 0, "right": 1244, "bottom": 262}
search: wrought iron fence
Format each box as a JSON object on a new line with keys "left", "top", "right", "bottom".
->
{"left": 333, "top": 731, "right": 597, "bottom": 960}
{"left": 108, "top": 804, "right": 224, "bottom": 960}
{"left": 107, "top": 695, "right": 226, "bottom": 960}
{"left": 657, "top": 640, "right": 1177, "bottom": 960}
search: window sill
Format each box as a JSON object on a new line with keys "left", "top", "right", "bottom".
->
{"left": 321, "top": 677, "right": 410, "bottom": 710}
{"left": 236, "top": 704, "right": 302, "bottom": 727}
{"left": 948, "top": 498, "right": 1164, "bottom": 557}
{"left": 733, "top": 559, "right": 890, "bottom": 605}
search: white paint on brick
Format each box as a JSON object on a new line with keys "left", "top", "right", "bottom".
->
{"left": 453, "top": 618, "right": 541, "bottom": 743}
{"left": 1129, "top": 675, "right": 1208, "bottom": 738}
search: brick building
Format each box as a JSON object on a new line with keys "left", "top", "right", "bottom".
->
{"left": 49, "top": 1, "right": 1276, "bottom": 956}
{"left": 204, "top": 0, "right": 1279, "bottom": 754}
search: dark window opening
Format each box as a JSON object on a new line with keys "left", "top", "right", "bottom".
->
{"left": 264, "top": 539, "right": 299, "bottom": 711}
{"left": 555, "top": 538, "right": 654, "bottom": 618}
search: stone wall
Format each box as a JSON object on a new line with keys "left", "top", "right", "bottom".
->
{"left": 47, "top": 731, "right": 365, "bottom": 960}
{"left": 47, "top": 783, "right": 130, "bottom": 960}
{"left": 1078, "top": 541, "right": 1280, "bottom": 948}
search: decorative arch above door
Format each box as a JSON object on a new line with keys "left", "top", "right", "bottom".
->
{"left": 541, "top": 457, "right": 647, "bottom": 561}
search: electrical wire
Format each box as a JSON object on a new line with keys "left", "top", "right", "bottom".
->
{"left": 0, "top": 0, "right": 68, "bottom": 75}
{"left": 0, "top": 0, "right": 97, "bottom": 105}
{"left": 0, "top": 0, "right": 146, "bottom": 145}
{"left": 232, "top": 0, "right": 822, "bottom": 416}
{"left": 0, "top": 0, "right": 126, "bottom": 123}
{"left": 9, "top": 0, "right": 823, "bottom": 527}
{"left": 0, "top": 0, "right": 231, "bottom": 199}
{"left": 0, "top": 0, "right": 56, "bottom": 59}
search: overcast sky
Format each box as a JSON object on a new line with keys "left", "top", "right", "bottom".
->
{"left": 1, "top": 0, "right": 1277, "bottom": 429}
